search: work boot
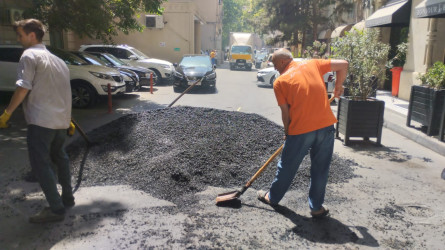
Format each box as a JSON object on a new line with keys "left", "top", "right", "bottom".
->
{"left": 29, "top": 207, "right": 65, "bottom": 223}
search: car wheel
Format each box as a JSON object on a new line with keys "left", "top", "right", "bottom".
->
{"left": 269, "top": 75, "right": 276, "bottom": 86}
{"left": 71, "top": 82, "right": 96, "bottom": 108}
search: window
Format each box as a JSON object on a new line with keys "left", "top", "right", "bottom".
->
{"left": 0, "top": 48, "right": 23, "bottom": 62}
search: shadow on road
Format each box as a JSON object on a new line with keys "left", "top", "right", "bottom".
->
{"left": 335, "top": 138, "right": 426, "bottom": 163}
{"left": 273, "top": 205, "right": 379, "bottom": 247}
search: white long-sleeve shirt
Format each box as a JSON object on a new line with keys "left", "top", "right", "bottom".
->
{"left": 16, "top": 44, "right": 71, "bottom": 129}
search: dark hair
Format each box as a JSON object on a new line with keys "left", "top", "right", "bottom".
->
{"left": 13, "top": 19, "right": 45, "bottom": 42}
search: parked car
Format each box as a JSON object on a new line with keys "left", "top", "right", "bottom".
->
{"left": 172, "top": 54, "right": 216, "bottom": 92}
{"left": 256, "top": 58, "right": 335, "bottom": 95}
{"left": 79, "top": 44, "right": 174, "bottom": 84}
{"left": 71, "top": 51, "right": 140, "bottom": 92}
{"left": 0, "top": 45, "right": 126, "bottom": 108}
{"left": 85, "top": 51, "right": 158, "bottom": 88}
{"left": 254, "top": 52, "right": 268, "bottom": 69}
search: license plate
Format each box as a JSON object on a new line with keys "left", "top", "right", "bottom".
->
{"left": 237, "top": 63, "right": 244, "bottom": 65}
{"left": 188, "top": 80, "right": 201, "bottom": 86}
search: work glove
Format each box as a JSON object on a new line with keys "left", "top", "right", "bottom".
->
{"left": 0, "top": 110, "right": 11, "bottom": 128}
{"left": 67, "top": 121, "right": 76, "bottom": 136}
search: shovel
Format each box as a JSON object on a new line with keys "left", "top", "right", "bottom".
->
{"left": 215, "top": 144, "right": 284, "bottom": 205}
{"left": 168, "top": 78, "right": 203, "bottom": 108}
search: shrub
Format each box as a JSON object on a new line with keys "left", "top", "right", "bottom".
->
{"left": 331, "top": 29, "right": 390, "bottom": 100}
{"left": 418, "top": 61, "right": 445, "bottom": 89}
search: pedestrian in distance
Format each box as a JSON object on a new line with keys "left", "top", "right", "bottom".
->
{"left": 210, "top": 50, "right": 217, "bottom": 66}
{"left": 257, "top": 48, "right": 348, "bottom": 218}
{"left": 0, "top": 19, "right": 75, "bottom": 223}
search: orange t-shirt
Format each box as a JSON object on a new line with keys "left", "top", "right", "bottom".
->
{"left": 273, "top": 59, "right": 337, "bottom": 135}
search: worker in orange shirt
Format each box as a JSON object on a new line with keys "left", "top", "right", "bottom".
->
{"left": 257, "top": 48, "right": 348, "bottom": 219}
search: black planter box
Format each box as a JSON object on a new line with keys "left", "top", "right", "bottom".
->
{"left": 406, "top": 85, "right": 445, "bottom": 136}
{"left": 336, "top": 97, "right": 385, "bottom": 146}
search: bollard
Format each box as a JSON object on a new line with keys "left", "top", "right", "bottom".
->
{"left": 107, "top": 83, "right": 112, "bottom": 113}
{"left": 150, "top": 72, "right": 153, "bottom": 94}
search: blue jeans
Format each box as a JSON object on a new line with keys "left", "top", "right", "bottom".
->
{"left": 27, "top": 125, "right": 73, "bottom": 214}
{"left": 269, "top": 125, "right": 335, "bottom": 211}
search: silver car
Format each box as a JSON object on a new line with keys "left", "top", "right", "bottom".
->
{"left": 256, "top": 58, "right": 335, "bottom": 95}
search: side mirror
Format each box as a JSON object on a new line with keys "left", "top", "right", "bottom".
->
{"left": 213, "top": 64, "right": 216, "bottom": 69}
{"left": 173, "top": 63, "right": 178, "bottom": 67}
{"left": 128, "top": 55, "right": 138, "bottom": 60}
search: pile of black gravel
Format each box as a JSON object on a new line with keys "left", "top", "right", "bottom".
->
{"left": 67, "top": 107, "right": 359, "bottom": 206}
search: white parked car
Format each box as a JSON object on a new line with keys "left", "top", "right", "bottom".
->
{"left": 0, "top": 45, "right": 126, "bottom": 108}
{"left": 79, "top": 44, "right": 174, "bottom": 84}
{"left": 256, "top": 58, "right": 335, "bottom": 94}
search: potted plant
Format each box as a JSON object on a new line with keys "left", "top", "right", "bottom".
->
{"left": 331, "top": 28, "right": 390, "bottom": 146}
{"left": 407, "top": 61, "right": 445, "bottom": 137}
{"left": 387, "top": 42, "right": 408, "bottom": 97}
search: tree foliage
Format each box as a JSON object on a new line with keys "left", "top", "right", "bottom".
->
{"left": 25, "top": 0, "right": 165, "bottom": 43}
{"left": 221, "top": 0, "right": 254, "bottom": 49}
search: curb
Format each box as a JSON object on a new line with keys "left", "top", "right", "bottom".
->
{"left": 383, "top": 108, "right": 445, "bottom": 156}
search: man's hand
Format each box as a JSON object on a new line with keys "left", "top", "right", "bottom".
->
{"left": 0, "top": 110, "right": 11, "bottom": 128}
{"left": 67, "top": 121, "right": 75, "bottom": 136}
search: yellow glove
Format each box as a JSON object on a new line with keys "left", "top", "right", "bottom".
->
{"left": 0, "top": 110, "right": 11, "bottom": 129}
{"left": 67, "top": 121, "right": 76, "bottom": 136}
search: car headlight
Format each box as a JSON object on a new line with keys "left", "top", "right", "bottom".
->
{"left": 173, "top": 71, "right": 184, "bottom": 79}
{"left": 205, "top": 72, "right": 216, "bottom": 80}
{"left": 161, "top": 64, "right": 172, "bottom": 69}
{"left": 122, "top": 74, "right": 132, "bottom": 81}
{"left": 90, "top": 71, "right": 113, "bottom": 80}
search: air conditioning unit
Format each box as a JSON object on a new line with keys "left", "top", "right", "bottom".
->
{"left": 10, "top": 9, "right": 24, "bottom": 24}
{"left": 145, "top": 15, "right": 164, "bottom": 29}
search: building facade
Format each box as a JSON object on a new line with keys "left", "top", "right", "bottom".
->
{"left": 0, "top": 0, "right": 223, "bottom": 64}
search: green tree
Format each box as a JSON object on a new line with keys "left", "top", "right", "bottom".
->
{"left": 221, "top": 0, "right": 253, "bottom": 49}
{"left": 26, "top": 0, "right": 165, "bottom": 45}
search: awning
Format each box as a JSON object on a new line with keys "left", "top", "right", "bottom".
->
{"left": 330, "top": 24, "right": 353, "bottom": 38}
{"left": 365, "top": 0, "right": 411, "bottom": 28}
{"left": 352, "top": 20, "right": 366, "bottom": 31}
{"left": 318, "top": 29, "right": 332, "bottom": 40}
{"left": 415, "top": 0, "right": 445, "bottom": 18}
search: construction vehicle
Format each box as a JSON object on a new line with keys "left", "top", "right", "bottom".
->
{"left": 228, "top": 32, "right": 256, "bottom": 71}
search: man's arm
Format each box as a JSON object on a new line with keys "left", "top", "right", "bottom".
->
{"left": 5, "top": 86, "right": 29, "bottom": 114}
{"left": 279, "top": 103, "right": 290, "bottom": 136}
{"left": 330, "top": 59, "right": 349, "bottom": 98}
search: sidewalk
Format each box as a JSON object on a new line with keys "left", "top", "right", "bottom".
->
{"left": 376, "top": 90, "right": 445, "bottom": 156}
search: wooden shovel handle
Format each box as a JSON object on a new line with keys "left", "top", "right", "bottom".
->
{"left": 245, "top": 144, "right": 284, "bottom": 188}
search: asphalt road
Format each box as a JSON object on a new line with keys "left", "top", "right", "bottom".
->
{"left": 1, "top": 62, "right": 445, "bottom": 249}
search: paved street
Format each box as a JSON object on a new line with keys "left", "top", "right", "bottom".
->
{"left": 1, "top": 62, "right": 445, "bottom": 249}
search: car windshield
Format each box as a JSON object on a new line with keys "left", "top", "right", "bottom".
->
{"left": 179, "top": 56, "right": 211, "bottom": 68}
{"left": 78, "top": 53, "right": 107, "bottom": 66}
{"left": 231, "top": 45, "right": 252, "bottom": 54}
{"left": 48, "top": 47, "right": 88, "bottom": 66}
{"left": 103, "top": 53, "right": 126, "bottom": 66}
{"left": 130, "top": 48, "right": 149, "bottom": 59}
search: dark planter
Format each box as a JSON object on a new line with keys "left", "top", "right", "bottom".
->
{"left": 406, "top": 85, "right": 445, "bottom": 136}
{"left": 336, "top": 97, "right": 385, "bottom": 146}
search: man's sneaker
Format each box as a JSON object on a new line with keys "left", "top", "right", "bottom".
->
{"left": 29, "top": 207, "right": 65, "bottom": 223}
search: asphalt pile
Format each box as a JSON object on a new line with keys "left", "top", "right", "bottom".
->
{"left": 67, "top": 106, "right": 359, "bottom": 207}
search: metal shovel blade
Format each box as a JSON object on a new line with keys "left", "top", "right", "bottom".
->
{"left": 215, "top": 190, "right": 241, "bottom": 204}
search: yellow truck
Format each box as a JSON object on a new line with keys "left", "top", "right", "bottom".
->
{"left": 229, "top": 32, "right": 254, "bottom": 71}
